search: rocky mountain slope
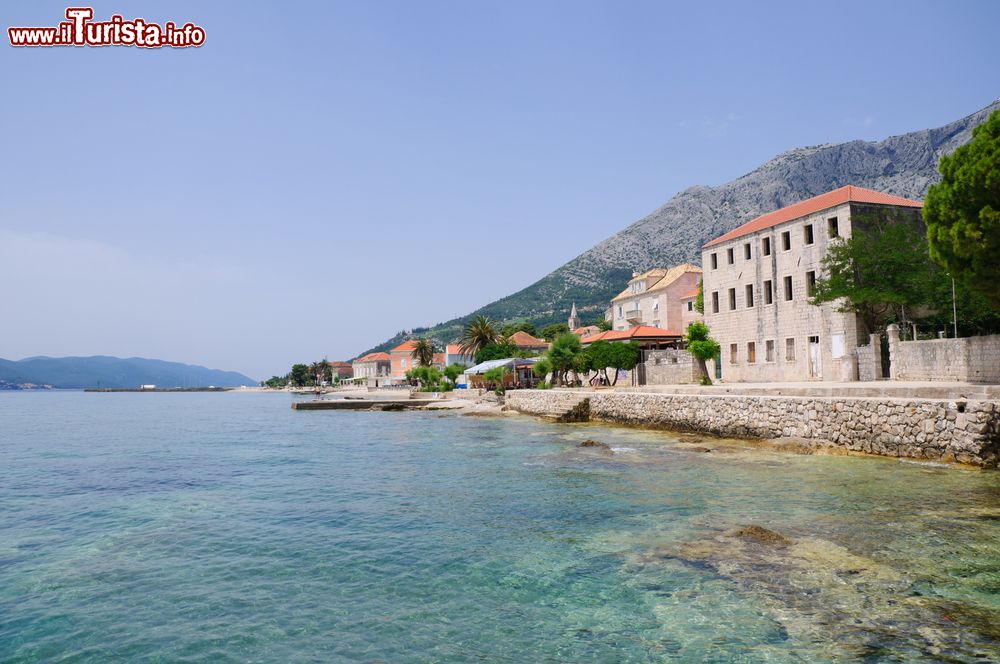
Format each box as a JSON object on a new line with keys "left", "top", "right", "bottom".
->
{"left": 362, "top": 99, "right": 1000, "bottom": 356}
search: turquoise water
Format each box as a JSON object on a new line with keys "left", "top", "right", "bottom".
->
{"left": 1, "top": 392, "right": 999, "bottom": 662}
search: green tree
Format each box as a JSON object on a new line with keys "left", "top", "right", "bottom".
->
{"left": 443, "top": 363, "right": 466, "bottom": 383}
{"left": 595, "top": 318, "right": 613, "bottom": 332}
{"left": 501, "top": 320, "right": 536, "bottom": 337}
{"left": 607, "top": 342, "right": 641, "bottom": 386}
{"left": 407, "top": 365, "right": 443, "bottom": 390}
{"left": 459, "top": 315, "right": 500, "bottom": 358}
{"left": 924, "top": 109, "right": 1000, "bottom": 309}
{"left": 540, "top": 322, "right": 570, "bottom": 341}
{"left": 809, "top": 216, "right": 939, "bottom": 336}
{"left": 583, "top": 340, "right": 615, "bottom": 385}
{"left": 685, "top": 321, "right": 720, "bottom": 385}
{"left": 694, "top": 279, "right": 704, "bottom": 314}
{"left": 411, "top": 338, "right": 436, "bottom": 367}
{"left": 263, "top": 375, "right": 287, "bottom": 389}
{"left": 546, "top": 333, "right": 582, "bottom": 386}
{"left": 482, "top": 366, "right": 510, "bottom": 394}
{"left": 289, "top": 363, "right": 310, "bottom": 387}
{"left": 532, "top": 358, "right": 552, "bottom": 385}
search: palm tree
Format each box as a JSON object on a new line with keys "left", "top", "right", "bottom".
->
{"left": 459, "top": 315, "right": 499, "bottom": 359}
{"left": 411, "top": 338, "right": 436, "bottom": 367}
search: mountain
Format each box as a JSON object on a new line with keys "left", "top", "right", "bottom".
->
{"left": 360, "top": 99, "right": 1000, "bottom": 357}
{"left": 0, "top": 356, "right": 256, "bottom": 389}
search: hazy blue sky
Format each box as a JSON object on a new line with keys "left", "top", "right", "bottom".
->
{"left": 2, "top": 1, "right": 998, "bottom": 379}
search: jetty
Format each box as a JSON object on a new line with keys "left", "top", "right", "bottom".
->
{"left": 291, "top": 398, "right": 448, "bottom": 411}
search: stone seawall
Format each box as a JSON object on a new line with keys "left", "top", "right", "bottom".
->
{"left": 505, "top": 390, "right": 1000, "bottom": 467}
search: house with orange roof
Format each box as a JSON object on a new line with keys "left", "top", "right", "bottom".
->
{"left": 352, "top": 352, "right": 391, "bottom": 379}
{"left": 608, "top": 264, "right": 702, "bottom": 332}
{"left": 679, "top": 287, "right": 702, "bottom": 330}
{"left": 329, "top": 361, "right": 353, "bottom": 380}
{"left": 507, "top": 330, "right": 549, "bottom": 354}
{"left": 701, "top": 185, "right": 923, "bottom": 383}
{"left": 444, "top": 344, "right": 476, "bottom": 367}
{"left": 389, "top": 339, "right": 420, "bottom": 378}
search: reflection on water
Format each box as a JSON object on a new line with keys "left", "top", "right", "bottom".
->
{"left": 1, "top": 392, "right": 998, "bottom": 662}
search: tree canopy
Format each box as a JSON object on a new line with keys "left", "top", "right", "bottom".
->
{"left": 584, "top": 340, "right": 640, "bottom": 385}
{"left": 459, "top": 315, "right": 500, "bottom": 358}
{"left": 809, "top": 214, "right": 939, "bottom": 335}
{"left": 924, "top": 109, "right": 1000, "bottom": 309}
{"left": 411, "top": 338, "right": 436, "bottom": 367}
{"left": 539, "top": 322, "right": 570, "bottom": 341}
{"left": 500, "top": 320, "right": 536, "bottom": 337}
{"left": 685, "top": 321, "right": 720, "bottom": 384}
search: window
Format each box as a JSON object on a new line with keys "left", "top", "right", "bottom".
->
{"left": 744, "top": 243, "right": 751, "bottom": 260}
{"left": 686, "top": 301, "right": 693, "bottom": 311}
{"left": 730, "top": 343, "right": 738, "bottom": 364}
{"left": 804, "top": 224, "right": 814, "bottom": 245}
{"left": 762, "top": 237, "right": 771, "bottom": 256}
{"left": 711, "top": 291, "right": 719, "bottom": 314}
{"left": 765, "top": 340, "right": 775, "bottom": 362}
{"left": 831, "top": 333, "right": 845, "bottom": 359}
{"left": 781, "top": 231, "right": 791, "bottom": 251}
{"left": 711, "top": 253, "right": 718, "bottom": 269}
{"left": 764, "top": 279, "right": 773, "bottom": 305}
{"left": 828, "top": 217, "right": 839, "bottom": 238}
{"left": 783, "top": 275, "right": 793, "bottom": 301}
{"left": 747, "top": 342, "right": 756, "bottom": 364}
{"left": 653, "top": 300, "right": 659, "bottom": 311}
{"left": 728, "top": 288, "right": 736, "bottom": 310}
{"left": 727, "top": 247, "right": 734, "bottom": 265}
{"left": 402, "top": 359, "right": 407, "bottom": 368}
{"left": 618, "top": 305, "right": 623, "bottom": 318}
{"left": 785, "top": 338, "right": 795, "bottom": 361}
{"left": 806, "top": 270, "right": 816, "bottom": 296}
{"left": 745, "top": 284, "right": 754, "bottom": 308}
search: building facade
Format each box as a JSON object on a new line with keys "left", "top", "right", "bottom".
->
{"left": 701, "top": 185, "right": 923, "bottom": 382}
{"left": 608, "top": 264, "right": 702, "bottom": 332}
{"left": 444, "top": 344, "right": 476, "bottom": 367}
{"left": 352, "top": 352, "right": 391, "bottom": 379}
{"left": 389, "top": 340, "right": 419, "bottom": 378}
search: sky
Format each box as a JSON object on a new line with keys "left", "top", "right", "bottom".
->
{"left": 1, "top": 1, "right": 998, "bottom": 379}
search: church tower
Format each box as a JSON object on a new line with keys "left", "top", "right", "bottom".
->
{"left": 568, "top": 302, "right": 581, "bottom": 331}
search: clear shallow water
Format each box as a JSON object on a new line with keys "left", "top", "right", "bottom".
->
{"left": 1, "top": 392, "right": 999, "bottom": 663}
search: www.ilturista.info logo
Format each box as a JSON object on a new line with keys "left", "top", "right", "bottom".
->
{"left": 8, "top": 7, "right": 205, "bottom": 48}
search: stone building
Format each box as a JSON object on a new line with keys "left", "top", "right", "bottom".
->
{"left": 352, "top": 352, "right": 391, "bottom": 379}
{"left": 607, "top": 264, "right": 702, "bottom": 332}
{"left": 701, "top": 185, "right": 923, "bottom": 382}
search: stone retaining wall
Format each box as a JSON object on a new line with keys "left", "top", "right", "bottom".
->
{"left": 888, "top": 328, "right": 1000, "bottom": 383}
{"left": 642, "top": 349, "right": 700, "bottom": 385}
{"left": 505, "top": 389, "right": 1000, "bottom": 467}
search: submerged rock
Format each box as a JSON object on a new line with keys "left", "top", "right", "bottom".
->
{"left": 732, "top": 524, "right": 792, "bottom": 546}
{"left": 579, "top": 439, "right": 611, "bottom": 450}
{"left": 636, "top": 527, "right": 1000, "bottom": 661}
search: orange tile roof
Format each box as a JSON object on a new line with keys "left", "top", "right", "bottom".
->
{"left": 680, "top": 288, "right": 699, "bottom": 299}
{"left": 329, "top": 361, "right": 352, "bottom": 368}
{"left": 354, "top": 352, "right": 390, "bottom": 363}
{"left": 580, "top": 325, "right": 683, "bottom": 344}
{"left": 507, "top": 330, "right": 549, "bottom": 347}
{"left": 432, "top": 353, "right": 445, "bottom": 365}
{"left": 390, "top": 340, "right": 419, "bottom": 353}
{"left": 445, "top": 344, "right": 472, "bottom": 355}
{"left": 703, "top": 185, "right": 923, "bottom": 248}
{"left": 612, "top": 263, "right": 701, "bottom": 301}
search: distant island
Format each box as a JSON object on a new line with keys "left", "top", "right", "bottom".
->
{"left": 0, "top": 356, "right": 255, "bottom": 390}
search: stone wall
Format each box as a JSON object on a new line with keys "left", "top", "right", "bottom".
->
{"left": 505, "top": 389, "right": 1000, "bottom": 467}
{"left": 855, "top": 333, "right": 883, "bottom": 383}
{"left": 642, "top": 349, "right": 700, "bottom": 385}
{"left": 888, "top": 327, "right": 1000, "bottom": 383}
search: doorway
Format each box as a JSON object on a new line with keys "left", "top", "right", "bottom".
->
{"left": 808, "top": 335, "right": 822, "bottom": 379}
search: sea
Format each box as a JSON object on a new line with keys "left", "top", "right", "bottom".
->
{"left": 1, "top": 391, "right": 998, "bottom": 662}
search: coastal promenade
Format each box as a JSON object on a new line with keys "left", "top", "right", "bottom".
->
{"left": 506, "top": 382, "right": 1000, "bottom": 468}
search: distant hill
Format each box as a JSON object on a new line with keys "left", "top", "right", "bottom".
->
{"left": 357, "top": 99, "right": 1000, "bottom": 358}
{"left": 0, "top": 356, "right": 256, "bottom": 389}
